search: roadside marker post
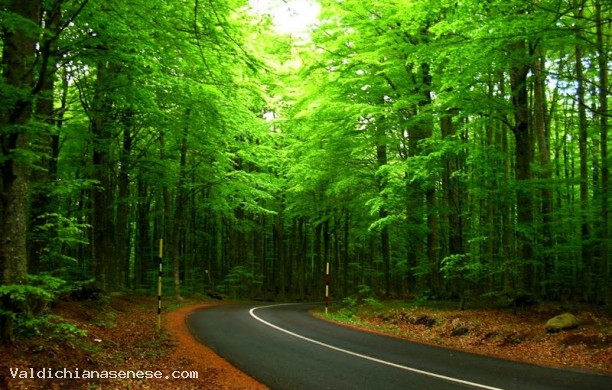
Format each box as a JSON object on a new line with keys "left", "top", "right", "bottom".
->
{"left": 157, "top": 239, "right": 163, "bottom": 331}
{"left": 325, "top": 262, "right": 330, "bottom": 314}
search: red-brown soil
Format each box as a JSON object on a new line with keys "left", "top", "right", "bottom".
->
{"left": 315, "top": 302, "right": 612, "bottom": 375}
{"left": 1, "top": 296, "right": 609, "bottom": 390}
{"left": 0, "top": 296, "right": 266, "bottom": 389}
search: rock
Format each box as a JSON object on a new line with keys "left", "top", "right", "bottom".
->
{"left": 451, "top": 326, "right": 469, "bottom": 336}
{"left": 411, "top": 314, "right": 436, "bottom": 327}
{"left": 207, "top": 291, "right": 223, "bottom": 300}
{"left": 545, "top": 313, "right": 578, "bottom": 333}
{"left": 70, "top": 282, "right": 104, "bottom": 301}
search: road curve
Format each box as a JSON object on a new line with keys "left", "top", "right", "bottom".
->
{"left": 186, "top": 303, "right": 610, "bottom": 390}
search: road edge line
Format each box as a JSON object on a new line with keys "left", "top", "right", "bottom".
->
{"left": 249, "top": 303, "right": 506, "bottom": 390}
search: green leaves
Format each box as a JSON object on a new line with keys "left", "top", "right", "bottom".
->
{"left": 0, "top": 0, "right": 604, "bottom": 311}
{"left": 220, "top": 265, "right": 263, "bottom": 298}
{"left": 0, "top": 274, "right": 78, "bottom": 338}
{"left": 0, "top": 284, "right": 54, "bottom": 306}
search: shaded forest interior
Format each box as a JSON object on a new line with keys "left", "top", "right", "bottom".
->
{"left": 0, "top": 0, "right": 610, "bottom": 341}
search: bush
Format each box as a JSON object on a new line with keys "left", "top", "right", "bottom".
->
{"left": 363, "top": 297, "right": 383, "bottom": 310}
{"left": 0, "top": 274, "right": 85, "bottom": 340}
{"left": 220, "top": 265, "right": 263, "bottom": 298}
{"left": 69, "top": 280, "right": 105, "bottom": 301}
{"left": 335, "top": 285, "right": 382, "bottom": 317}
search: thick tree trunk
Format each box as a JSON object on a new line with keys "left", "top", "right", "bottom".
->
{"left": 509, "top": 40, "right": 534, "bottom": 293}
{"left": 574, "top": 4, "right": 593, "bottom": 301}
{"left": 90, "top": 60, "right": 118, "bottom": 292}
{"left": 0, "top": 0, "right": 42, "bottom": 343}
{"left": 533, "top": 47, "right": 553, "bottom": 297}
{"left": 420, "top": 64, "right": 437, "bottom": 295}
{"left": 441, "top": 110, "right": 465, "bottom": 299}
{"left": 28, "top": 0, "right": 63, "bottom": 275}
{"left": 441, "top": 114, "right": 463, "bottom": 256}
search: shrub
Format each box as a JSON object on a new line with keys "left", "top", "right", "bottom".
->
{"left": 0, "top": 274, "right": 86, "bottom": 340}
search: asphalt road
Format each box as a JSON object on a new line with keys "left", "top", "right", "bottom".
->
{"left": 187, "top": 303, "right": 610, "bottom": 390}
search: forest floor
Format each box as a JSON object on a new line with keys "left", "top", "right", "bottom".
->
{"left": 0, "top": 296, "right": 610, "bottom": 390}
{"left": 315, "top": 299, "right": 612, "bottom": 375}
{"left": 0, "top": 295, "right": 266, "bottom": 389}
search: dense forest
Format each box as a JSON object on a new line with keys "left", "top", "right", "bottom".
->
{"left": 0, "top": 0, "right": 609, "bottom": 342}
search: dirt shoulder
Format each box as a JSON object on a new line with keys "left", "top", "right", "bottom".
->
{"left": 1, "top": 296, "right": 609, "bottom": 390}
{"left": 165, "top": 302, "right": 267, "bottom": 389}
{"left": 0, "top": 296, "right": 266, "bottom": 389}
{"left": 314, "top": 301, "right": 612, "bottom": 375}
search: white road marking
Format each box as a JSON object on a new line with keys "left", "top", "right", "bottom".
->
{"left": 249, "top": 303, "right": 506, "bottom": 390}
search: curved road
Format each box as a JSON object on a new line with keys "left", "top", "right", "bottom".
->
{"left": 187, "top": 303, "right": 610, "bottom": 390}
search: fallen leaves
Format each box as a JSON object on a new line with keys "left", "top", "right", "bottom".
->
{"left": 0, "top": 296, "right": 266, "bottom": 389}
{"left": 319, "top": 302, "right": 612, "bottom": 374}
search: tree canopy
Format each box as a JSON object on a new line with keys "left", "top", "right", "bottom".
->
{"left": 0, "top": 0, "right": 610, "bottom": 341}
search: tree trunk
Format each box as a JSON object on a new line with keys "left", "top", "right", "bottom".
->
{"left": 171, "top": 124, "right": 189, "bottom": 298}
{"left": 135, "top": 178, "right": 151, "bottom": 290}
{"left": 28, "top": 3, "right": 63, "bottom": 274}
{"left": 0, "top": 0, "right": 42, "bottom": 343}
{"left": 574, "top": 4, "right": 592, "bottom": 301}
{"left": 90, "top": 60, "right": 118, "bottom": 292}
{"left": 376, "top": 136, "right": 391, "bottom": 296}
{"left": 420, "top": 63, "right": 437, "bottom": 295}
{"left": 594, "top": 0, "right": 609, "bottom": 304}
{"left": 509, "top": 40, "right": 534, "bottom": 293}
{"left": 298, "top": 217, "right": 307, "bottom": 299}
{"left": 343, "top": 209, "right": 350, "bottom": 297}
{"left": 275, "top": 208, "right": 286, "bottom": 298}
{"left": 533, "top": 46, "right": 553, "bottom": 297}
{"left": 116, "top": 121, "right": 133, "bottom": 289}
{"left": 441, "top": 109, "right": 465, "bottom": 299}
{"left": 314, "top": 221, "right": 323, "bottom": 297}
{"left": 288, "top": 218, "right": 297, "bottom": 297}
{"left": 158, "top": 131, "right": 171, "bottom": 292}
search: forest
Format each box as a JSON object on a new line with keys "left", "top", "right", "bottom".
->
{"left": 0, "top": 0, "right": 610, "bottom": 343}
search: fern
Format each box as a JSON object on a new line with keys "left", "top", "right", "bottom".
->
{"left": 0, "top": 274, "right": 85, "bottom": 339}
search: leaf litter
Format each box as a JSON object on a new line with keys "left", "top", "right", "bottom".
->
{"left": 0, "top": 296, "right": 267, "bottom": 389}
{"left": 316, "top": 301, "right": 612, "bottom": 375}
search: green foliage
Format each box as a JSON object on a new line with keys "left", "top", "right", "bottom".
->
{"left": 19, "top": 315, "right": 88, "bottom": 340}
{"left": 27, "top": 274, "right": 69, "bottom": 295}
{"left": 220, "top": 265, "right": 263, "bottom": 298}
{"left": 441, "top": 254, "right": 482, "bottom": 282}
{"left": 0, "top": 284, "right": 52, "bottom": 321}
{"left": 93, "top": 311, "right": 117, "bottom": 329}
{"left": 363, "top": 296, "right": 383, "bottom": 310}
{"left": 0, "top": 275, "right": 85, "bottom": 339}
{"left": 340, "top": 285, "right": 381, "bottom": 311}
{"left": 0, "top": 274, "right": 67, "bottom": 319}
{"left": 31, "top": 213, "right": 90, "bottom": 270}
{"left": 332, "top": 284, "right": 383, "bottom": 319}
{"left": 0, "top": 0, "right": 608, "bottom": 343}
{"left": 334, "top": 297, "right": 358, "bottom": 319}
{"left": 341, "top": 296, "right": 358, "bottom": 310}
